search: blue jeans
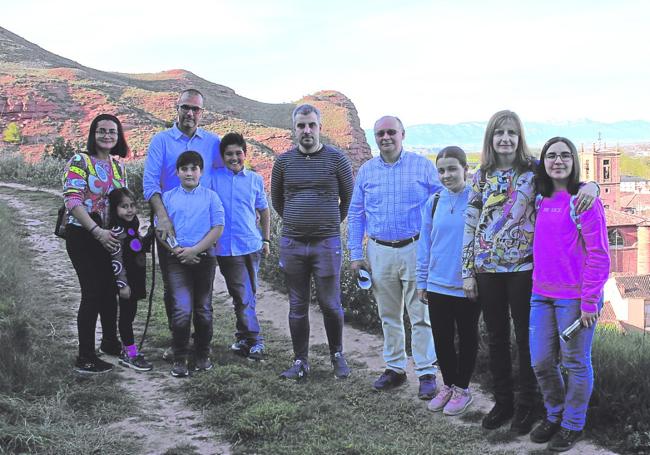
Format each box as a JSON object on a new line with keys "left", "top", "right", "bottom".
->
{"left": 279, "top": 236, "right": 344, "bottom": 361}
{"left": 530, "top": 293, "right": 601, "bottom": 431}
{"left": 217, "top": 252, "right": 263, "bottom": 346}
{"left": 166, "top": 254, "right": 217, "bottom": 359}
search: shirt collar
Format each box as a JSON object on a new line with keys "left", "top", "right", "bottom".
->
{"left": 378, "top": 148, "right": 405, "bottom": 167}
{"left": 172, "top": 123, "right": 204, "bottom": 140}
{"left": 223, "top": 167, "right": 249, "bottom": 177}
{"left": 180, "top": 183, "right": 201, "bottom": 194}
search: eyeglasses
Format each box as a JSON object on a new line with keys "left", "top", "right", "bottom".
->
{"left": 96, "top": 129, "right": 118, "bottom": 136}
{"left": 178, "top": 104, "right": 203, "bottom": 113}
{"left": 375, "top": 129, "right": 399, "bottom": 137}
{"left": 545, "top": 152, "right": 573, "bottom": 162}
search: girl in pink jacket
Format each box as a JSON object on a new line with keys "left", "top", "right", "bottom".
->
{"left": 529, "top": 137, "right": 610, "bottom": 452}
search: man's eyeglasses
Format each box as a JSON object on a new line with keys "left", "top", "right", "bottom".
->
{"left": 96, "top": 129, "right": 118, "bottom": 136}
{"left": 545, "top": 152, "right": 573, "bottom": 162}
{"left": 375, "top": 129, "right": 399, "bottom": 137}
{"left": 178, "top": 104, "right": 204, "bottom": 113}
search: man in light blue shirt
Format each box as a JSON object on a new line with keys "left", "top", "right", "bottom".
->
{"left": 143, "top": 88, "right": 223, "bottom": 334}
{"left": 347, "top": 115, "right": 442, "bottom": 399}
{"left": 211, "top": 133, "right": 270, "bottom": 362}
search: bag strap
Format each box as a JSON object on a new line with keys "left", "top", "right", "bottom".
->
{"left": 430, "top": 192, "right": 441, "bottom": 218}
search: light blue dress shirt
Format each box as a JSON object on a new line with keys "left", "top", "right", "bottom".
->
{"left": 347, "top": 151, "right": 442, "bottom": 261}
{"left": 143, "top": 124, "right": 223, "bottom": 201}
{"left": 211, "top": 167, "right": 269, "bottom": 256}
{"left": 162, "top": 184, "right": 225, "bottom": 248}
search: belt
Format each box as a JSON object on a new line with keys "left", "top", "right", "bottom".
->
{"left": 371, "top": 234, "right": 420, "bottom": 248}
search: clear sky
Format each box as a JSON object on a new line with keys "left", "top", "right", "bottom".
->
{"left": 3, "top": 0, "right": 649, "bottom": 128}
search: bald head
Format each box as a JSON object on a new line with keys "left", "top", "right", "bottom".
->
{"left": 374, "top": 116, "right": 405, "bottom": 161}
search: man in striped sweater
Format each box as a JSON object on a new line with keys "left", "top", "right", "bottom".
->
{"left": 271, "top": 104, "right": 354, "bottom": 381}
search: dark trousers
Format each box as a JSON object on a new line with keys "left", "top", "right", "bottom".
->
{"left": 156, "top": 238, "right": 173, "bottom": 330}
{"left": 118, "top": 297, "right": 138, "bottom": 346}
{"left": 427, "top": 291, "right": 481, "bottom": 389}
{"left": 217, "top": 252, "right": 263, "bottom": 345}
{"left": 477, "top": 271, "right": 539, "bottom": 409}
{"left": 66, "top": 224, "right": 118, "bottom": 359}
{"left": 165, "top": 254, "right": 217, "bottom": 359}
{"left": 279, "top": 236, "right": 344, "bottom": 361}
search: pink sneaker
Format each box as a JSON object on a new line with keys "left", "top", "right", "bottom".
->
{"left": 443, "top": 385, "right": 473, "bottom": 416}
{"left": 427, "top": 384, "right": 453, "bottom": 412}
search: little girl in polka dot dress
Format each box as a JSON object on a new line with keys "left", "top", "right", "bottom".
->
{"left": 108, "top": 187, "right": 153, "bottom": 371}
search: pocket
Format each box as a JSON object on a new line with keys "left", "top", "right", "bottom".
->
{"left": 279, "top": 237, "right": 295, "bottom": 249}
{"left": 321, "top": 236, "right": 341, "bottom": 250}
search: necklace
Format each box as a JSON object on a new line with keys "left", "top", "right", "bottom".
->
{"left": 447, "top": 188, "right": 463, "bottom": 213}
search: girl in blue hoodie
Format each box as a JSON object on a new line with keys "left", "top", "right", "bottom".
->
{"left": 417, "top": 146, "right": 478, "bottom": 416}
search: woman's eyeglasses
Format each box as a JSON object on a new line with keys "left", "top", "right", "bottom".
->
{"left": 545, "top": 152, "right": 573, "bottom": 162}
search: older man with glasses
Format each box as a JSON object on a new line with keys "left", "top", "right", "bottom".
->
{"left": 143, "top": 88, "right": 223, "bottom": 361}
{"left": 348, "top": 115, "right": 441, "bottom": 399}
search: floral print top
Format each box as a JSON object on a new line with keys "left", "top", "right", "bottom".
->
{"left": 62, "top": 153, "right": 127, "bottom": 228}
{"left": 462, "top": 167, "right": 536, "bottom": 277}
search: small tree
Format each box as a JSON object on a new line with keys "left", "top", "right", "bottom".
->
{"left": 46, "top": 137, "right": 80, "bottom": 160}
{"left": 2, "top": 122, "right": 21, "bottom": 143}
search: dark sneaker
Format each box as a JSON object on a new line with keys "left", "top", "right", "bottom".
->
{"left": 171, "top": 359, "right": 189, "bottom": 378}
{"left": 530, "top": 419, "right": 561, "bottom": 444}
{"left": 373, "top": 369, "right": 407, "bottom": 391}
{"left": 331, "top": 352, "right": 351, "bottom": 379}
{"left": 418, "top": 374, "right": 437, "bottom": 400}
{"left": 119, "top": 351, "right": 153, "bottom": 372}
{"left": 231, "top": 339, "right": 250, "bottom": 357}
{"left": 74, "top": 356, "right": 113, "bottom": 374}
{"left": 510, "top": 405, "right": 539, "bottom": 435}
{"left": 194, "top": 356, "right": 213, "bottom": 372}
{"left": 482, "top": 403, "right": 514, "bottom": 430}
{"left": 98, "top": 339, "right": 122, "bottom": 356}
{"left": 248, "top": 344, "right": 265, "bottom": 361}
{"left": 279, "top": 359, "right": 310, "bottom": 381}
{"left": 547, "top": 428, "right": 583, "bottom": 452}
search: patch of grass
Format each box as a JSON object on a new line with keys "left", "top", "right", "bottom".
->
{"left": 0, "top": 197, "right": 139, "bottom": 454}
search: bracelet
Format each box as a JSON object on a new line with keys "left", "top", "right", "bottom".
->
{"left": 262, "top": 239, "right": 271, "bottom": 244}
{"left": 89, "top": 225, "right": 100, "bottom": 234}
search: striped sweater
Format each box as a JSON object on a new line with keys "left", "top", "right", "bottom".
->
{"left": 271, "top": 145, "right": 353, "bottom": 238}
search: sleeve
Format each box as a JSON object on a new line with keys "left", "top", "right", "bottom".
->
{"left": 111, "top": 230, "right": 129, "bottom": 289}
{"left": 425, "top": 159, "right": 443, "bottom": 194}
{"left": 209, "top": 189, "right": 226, "bottom": 227}
{"left": 337, "top": 152, "right": 354, "bottom": 222}
{"left": 270, "top": 155, "right": 285, "bottom": 217}
{"left": 63, "top": 153, "right": 88, "bottom": 211}
{"left": 416, "top": 195, "right": 435, "bottom": 289}
{"left": 254, "top": 173, "right": 269, "bottom": 210}
{"left": 119, "top": 160, "right": 128, "bottom": 188}
{"left": 347, "top": 166, "right": 367, "bottom": 261}
{"left": 143, "top": 133, "right": 164, "bottom": 201}
{"left": 462, "top": 171, "right": 482, "bottom": 279}
{"left": 578, "top": 199, "right": 610, "bottom": 312}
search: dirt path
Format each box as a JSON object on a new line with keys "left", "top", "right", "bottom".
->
{"left": 1, "top": 182, "right": 616, "bottom": 455}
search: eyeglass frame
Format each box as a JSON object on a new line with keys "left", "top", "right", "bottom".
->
{"left": 178, "top": 104, "right": 204, "bottom": 113}
{"left": 544, "top": 152, "right": 574, "bottom": 162}
{"left": 95, "top": 128, "right": 119, "bottom": 136}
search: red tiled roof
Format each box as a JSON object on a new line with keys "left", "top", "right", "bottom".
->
{"left": 620, "top": 193, "right": 650, "bottom": 208}
{"left": 604, "top": 208, "right": 647, "bottom": 227}
{"left": 599, "top": 300, "right": 619, "bottom": 323}
{"left": 615, "top": 274, "right": 650, "bottom": 299}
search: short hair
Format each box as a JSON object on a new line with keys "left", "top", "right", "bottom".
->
{"left": 178, "top": 88, "right": 204, "bottom": 104}
{"left": 87, "top": 113, "right": 129, "bottom": 158}
{"left": 535, "top": 137, "right": 582, "bottom": 197}
{"left": 219, "top": 132, "right": 247, "bottom": 158}
{"left": 292, "top": 104, "right": 321, "bottom": 124}
{"left": 108, "top": 187, "right": 137, "bottom": 227}
{"left": 480, "top": 110, "right": 534, "bottom": 174}
{"left": 436, "top": 145, "right": 468, "bottom": 168}
{"left": 176, "top": 150, "right": 204, "bottom": 170}
{"left": 373, "top": 115, "right": 405, "bottom": 133}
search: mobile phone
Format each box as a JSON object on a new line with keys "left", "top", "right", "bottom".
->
{"left": 166, "top": 234, "right": 179, "bottom": 249}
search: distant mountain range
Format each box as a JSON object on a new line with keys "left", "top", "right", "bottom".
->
{"left": 366, "top": 120, "right": 650, "bottom": 151}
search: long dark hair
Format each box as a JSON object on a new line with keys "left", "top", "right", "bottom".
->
{"left": 108, "top": 187, "right": 137, "bottom": 227}
{"left": 87, "top": 113, "right": 129, "bottom": 158}
{"left": 480, "top": 110, "right": 534, "bottom": 174}
{"left": 535, "top": 136, "right": 582, "bottom": 197}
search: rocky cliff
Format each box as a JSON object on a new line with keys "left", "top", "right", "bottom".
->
{"left": 0, "top": 26, "right": 372, "bottom": 183}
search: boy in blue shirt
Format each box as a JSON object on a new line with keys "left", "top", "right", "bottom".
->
{"left": 162, "top": 151, "right": 225, "bottom": 377}
{"left": 211, "top": 133, "right": 270, "bottom": 361}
